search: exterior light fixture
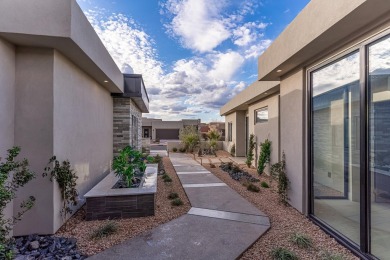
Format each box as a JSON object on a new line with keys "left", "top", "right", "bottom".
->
{"left": 104, "top": 80, "right": 109, "bottom": 83}
{"left": 276, "top": 69, "right": 282, "bottom": 73}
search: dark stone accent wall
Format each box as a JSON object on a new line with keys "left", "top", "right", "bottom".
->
{"left": 85, "top": 194, "right": 155, "bottom": 220}
{"left": 113, "top": 97, "right": 142, "bottom": 156}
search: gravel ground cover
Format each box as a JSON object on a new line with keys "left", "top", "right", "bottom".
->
{"left": 203, "top": 161, "right": 358, "bottom": 260}
{"left": 56, "top": 157, "right": 190, "bottom": 256}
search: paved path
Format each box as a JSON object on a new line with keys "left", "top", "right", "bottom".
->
{"left": 89, "top": 153, "right": 269, "bottom": 260}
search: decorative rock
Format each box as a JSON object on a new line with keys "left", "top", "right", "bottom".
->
{"left": 29, "top": 241, "right": 40, "bottom": 250}
{"left": 13, "top": 235, "right": 87, "bottom": 259}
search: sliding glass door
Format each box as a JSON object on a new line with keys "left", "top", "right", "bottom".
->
{"left": 311, "top": 51, "right": 361, "bottom": 245}
{"left": 310, "top": 32, "right": 390, "bottom": 259}
{"left": 368, "top": 35, "right": 390, "bottom": 260}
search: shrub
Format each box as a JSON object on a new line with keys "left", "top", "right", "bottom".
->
{"left": 90, "top": 221, "right": 118, "bottom": 239}
{"left": 179, "top": 126, "right": 200, "bottom": 153}
{"left": 247, "top": 183, "right": 260, "bottom": 192}
{"left": 207, "top": 129, "right": 221, "bottom": 154}
{"left": 245, "top": 134, "right": 256, "bottom": 167}
{"left": 257, "top": 139, "right": 271, "bottom": 175}
{"left": 0, "top": 147, "right": 35, "bottom": 258}
{"left": 261, "top": 181, "right": 270, "bottom": 188}
{"left": 171, "top": 198, "right": 183, "bottom": 206}
{"left": 172, "top": 147, "right": 178, "bottom": 152}
{"left": 162, "top": 174, "right": 172, "bottom": 183}
{"left": 43, "top": 157, "right": 78, "bottom": 229}
{"left": 230, "top": 143, "right": 235, "bottom": 156}
{"left": 271, "top": 152, "right": 289, "bottom": 205}
{"left": 209, "top": 163, "right": 216, "bottom": 168}
{"left": 291, "top": 233, "right": 313, "bottom": 248}
{"left": 112, "top": 146, "right": 152, "bottom": 187}
{"left": 168, "top": 192, "right": 179, "bottom": 200}
{"left": 179, "top": 147, "right": 186, "bottom": 153}
{"left": 270, "top": 247, "right": 298, "bottom": 260}
{"left": 154, "top": 154, "right": 162, "bottom": 163}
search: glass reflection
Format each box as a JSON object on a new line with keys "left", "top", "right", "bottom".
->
{"left": 369, "top": 35, "right": 390, "bottom": 260}
{"left": 312, "top": 51, "right": 360, "bottom": 244}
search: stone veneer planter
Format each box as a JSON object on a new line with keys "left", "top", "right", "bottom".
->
{"left": 84, "top": 164, "right": 158, "bottom": 220}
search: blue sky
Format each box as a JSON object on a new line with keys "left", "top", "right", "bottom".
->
{"left": 77, "top": 0, "right": 309, "bottom": 122}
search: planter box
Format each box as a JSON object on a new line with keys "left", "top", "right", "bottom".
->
{"left": 84, "top": 164, "right": 158, "bottom": 221}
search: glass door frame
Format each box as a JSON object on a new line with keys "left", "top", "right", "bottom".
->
{"left": 307, "top": 28, "right": 390, "bottom": 259}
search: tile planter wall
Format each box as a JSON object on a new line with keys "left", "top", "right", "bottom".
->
{"left": 84, "top": 164, "right": 157, "bottom": 221}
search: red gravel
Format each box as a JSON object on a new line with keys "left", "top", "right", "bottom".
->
{"left": 203, "top": 162, "right": 358, "bottom": 260}
{"left": 56, "top": 157, "right": 190, "bottom": 256}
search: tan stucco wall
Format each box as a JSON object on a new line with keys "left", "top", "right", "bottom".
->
{"left": 0, "top": 38, "right": 15, "bottom": 236}
{"left": 280, "top": 69, "right": 306, "bottom": 213}
{"left": 248, "top": 94, "right": 280, "bottom": 166}
{"left": 224, "top": 113, "right": 236, "bottom": 153}
{"left": 52, "top": 51, "right": 113, "bottom": 230}
{"left": 13, "top": 47, "right": 114, "bottom": 235}
{"left": 13, "top": 47, "right": 55, "bottom": 235}
{"left": 223, "top": 112, "right": 246, "bottom": 156}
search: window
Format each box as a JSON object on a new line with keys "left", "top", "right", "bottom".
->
{"left": 309, "top": 33, "right": 390, "bottom": 260}
{"left": 228, "top": 122, "right": 232, "bottom": 141}
{"left": 132, "top": 115, "right": 138, "bottom": 148}
{"left": 255, "top": 107, "right": 268, "bottom": 124}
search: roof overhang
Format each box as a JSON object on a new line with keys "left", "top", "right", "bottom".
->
{"left": 258, "top": 0, "right": 390, "bottom": 81}
{"left": 112, "top": 74, "right": 150, "bottom": 113}
{"left": 0, "top": 0, "right": 124, "bottom": 93}
{"left": 220, "top": 81, "right": 280, "bottom": 116}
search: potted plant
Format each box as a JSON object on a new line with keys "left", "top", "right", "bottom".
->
{"left": 112, "top": 146, "right": 154, "bottom": 188}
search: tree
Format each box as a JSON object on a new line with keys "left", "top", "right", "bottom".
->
{"left": 179, "top": 126, "right": 200, "bottom": 153}
{"left": 207, "top": 129, "right": 221, "bottom": 154}
{"left": 245, "top": 134, "right": 256, "bottom": 167}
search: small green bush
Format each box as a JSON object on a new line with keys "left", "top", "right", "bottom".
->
{"left": 172, "top": 147, "right": 178, "bottom": 152}
{"left": 154, "top": 154, "right": 162, "bottom": 163}
{"left": 290, "top": 233, "right": 313, "bottom": 248}
{"left": 270, "top": 247, "right": 298, "bottom": 260}
{"left": 230, "top": 143, "right": 235, "bottom": 156}
{"left": 171, "top": 198, "right": 183, "bottom": 206}
{"left": 90, "top": 221, "right": 118, "bottom": 239}
{"left": 258, "top": 139, "right": 271, "bottom": 175}
{"left": 168, "top": 192, "right": 179, "bottom": 200}
{"left": 246, "top": 134, "right": 256, "bottom": 167}
{"left": 163, "top": 174, "right": 172, "bottom": 182}
{"left": 179, "top": 147, "right": 186, "bottom": 153}
{"left": 261, "top": 181, "right": 270, "bottom": 188}
{"left": 247, "top": 183, "right": 260, "bottom": 192}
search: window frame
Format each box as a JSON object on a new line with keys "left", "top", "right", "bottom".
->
{"left": 254, "top": 106, "right": 269, "bottom": 124}
{"left": 306, "top": 29, "right": 390, "bottom": 259}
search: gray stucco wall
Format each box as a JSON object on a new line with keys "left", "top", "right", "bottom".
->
{"left": 280, "top": 69, "right": 306, "bottom": 213}
{"left": 0, "top": 38, "right": 15, "bottom": 235}
{"left": 52, "top": 51, "right": 113, "bottom": 230}
{"left": 13, "top": 47, "right": 55, "bottom": 235}
{"left": 13, "top": 47, "right": 115, "bottom": 235}
{"left": 248, "top": 94, "right": 280, "bottom": 166}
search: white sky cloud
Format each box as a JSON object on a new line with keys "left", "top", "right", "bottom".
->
{"left": 83, "top": 2, "right": 273, "bottom": 121}
{"left": 163, "top": 0, "right": 231, "bottom": 53}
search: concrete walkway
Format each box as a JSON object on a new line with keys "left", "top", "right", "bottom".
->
{"left": 89, "top": 153, "right": 269, "bottom": 260}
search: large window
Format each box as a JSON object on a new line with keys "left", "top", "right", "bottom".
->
{"left": 255, "top": 107, "right": 268, "bottom": 124}
{"left": 228, "top": 122, "right": 232, "bottom": 141}
{"left": 309, "top": 33, "right": 390, "bottom": 259}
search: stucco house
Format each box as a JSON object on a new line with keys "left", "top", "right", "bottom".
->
{"left": 142, "top": 118, "right": 200, "bottom": 140}
{"left": 221, "top": 0, "right": 390, "bottom": 259}
{"left": 0, "top": 0, "right": 149, "bottom": 236}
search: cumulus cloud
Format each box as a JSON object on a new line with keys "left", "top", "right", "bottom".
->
{"left": 163, "top": 0, "right": 230, "bottom": 53}
{"left": 162, "top": 0, "right": 269, "bottom": 53}
{"left": 83, "top": 2, "right": 273, "bottom": 121}
{"left": 85, "top": 10, "right": 163, "bottom": 89}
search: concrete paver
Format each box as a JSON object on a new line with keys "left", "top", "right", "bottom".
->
{"left": 89, "top": 153, "right": 269, "bottom": 260}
